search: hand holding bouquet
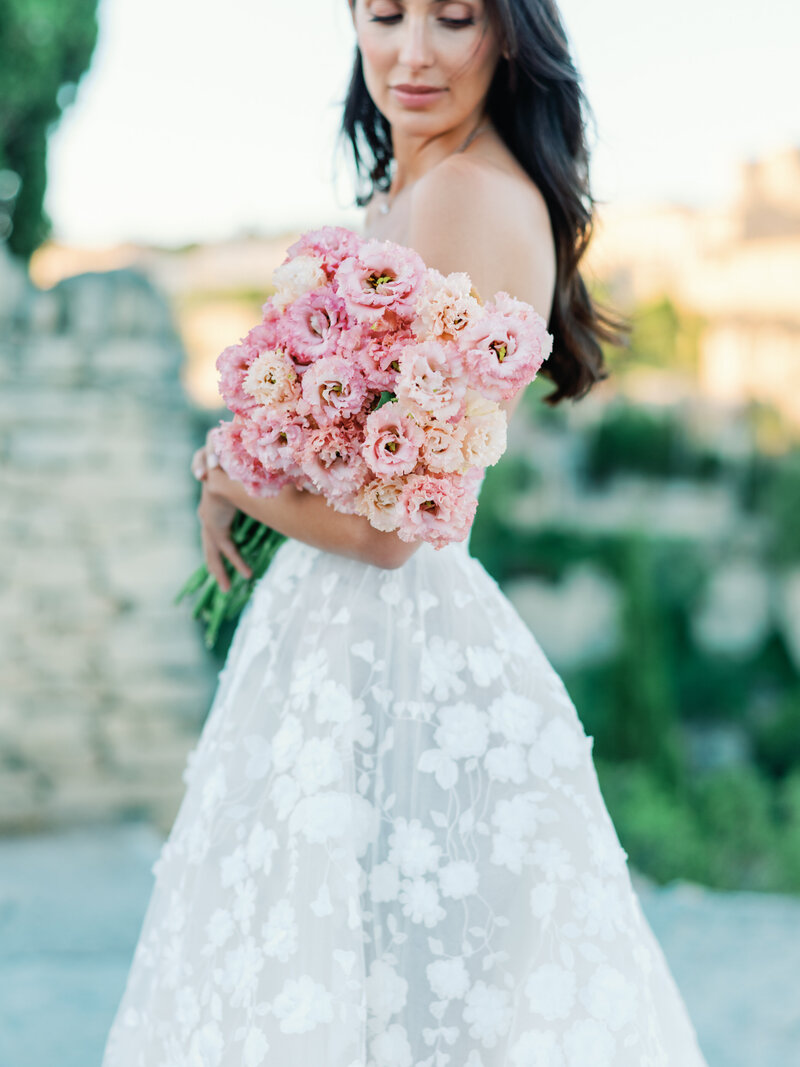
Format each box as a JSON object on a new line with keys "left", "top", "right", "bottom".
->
{"left": 178, "top": 225, "right": 553, "bottom": 647}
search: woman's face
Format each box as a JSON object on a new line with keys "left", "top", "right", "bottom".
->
{"left": 350, "top": 0, "right": 501, "bottom": 138}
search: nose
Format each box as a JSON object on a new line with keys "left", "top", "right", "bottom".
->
{"left": 397, "top": 14, "right": 435, "bottom": 71}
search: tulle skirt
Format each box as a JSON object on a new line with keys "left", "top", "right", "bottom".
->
{"left": 102, "top": 535, "right": 708, "bottom": 1067}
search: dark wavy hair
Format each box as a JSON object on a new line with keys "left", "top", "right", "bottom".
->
{"left": 339, "top": 0, "right": 629, "bottom": 405}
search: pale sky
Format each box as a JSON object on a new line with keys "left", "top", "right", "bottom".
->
{"left": 45, "top": 0, "right": 800, "bottom": 247}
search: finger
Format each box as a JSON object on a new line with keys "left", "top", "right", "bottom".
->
{"left": 191, "top": 446, "right": 208, "bottom": 481}
{"left": 219, "top": 537, "right": 252, "bottom": 580}
{"left": 201, "top": 526, "right": 231, "bottom": 592}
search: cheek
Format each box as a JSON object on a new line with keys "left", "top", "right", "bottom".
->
{"left": 439, "top": 29, "right": 498, "bottom": 86}
{"left": 356, "top": 20, "right": 395, "bottom": 76}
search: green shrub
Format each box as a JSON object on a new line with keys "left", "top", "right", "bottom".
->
{"left": 754, "top": 689, "right": 800, "bottom": 779}
{"left": 0, "top": 0, "right": 100, "bottom": 258}
{"left": 760, "top": 451, "right": 800, "bottom": 564}
{"left": 776, "top": 770, "right": 800, "bottom": 891}
{"left": 596, "top": 760, "right": 800, "bottom": 892}
{"left": 602, "top": 534, "right": 683, "bottom": 785}
{"left": 582, "top": 402, "right": 721, "bottom": 486}
{"left": 692, "top": 766, "right": 779, "bottom": 890}
{"left": 595, "top": 759, "right": 709, "bottom": 885}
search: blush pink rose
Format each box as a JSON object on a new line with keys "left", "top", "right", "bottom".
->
{"left": 209, "top": 418, "right": 289, "bottom": 497}
{"left": 459, "top": 295, "right": 553, "bottom": 402}
{"left": 279, "top": 287, "right": 349, "bottom": 366}
{"left": 335, "top": 240, "right": 426, "bottom": 325}
{"left": 362, "top": 403, "right": 425, "bottom": 477}
{"left": 215, "top": 319, "right": 284, "bottom": 415}
{"left": 299, "top": 423, "right": 370, "bottom": 511}
{"left": 348, "top": 326, "right": 411, "bottom": 392}
{"left": 216, "top": 342, "right": 258, "bottom": 416}
{"left": 397, "top": 473, "right": 479, "bottom": 549}
{"left": 395, "top": 339, "right": 467, "bottom": 422}
{"left": 299, "top": 355, "right": 371, "bottom": 425}
{"left": 285, "top": 226, "right": 362, "bottom": 276}
{"left": 259, "top": 299, "right": 283, "bottom": 328}
{"left": 239, "top": 407, "right": 309, "bottom": 478}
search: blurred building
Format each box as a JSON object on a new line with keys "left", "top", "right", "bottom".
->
{"left": 31, "top": 232, "right": 305, "bottom": 408}
{"left": 589, "top": 145, "right": 800, "bottom": 425}
{"left": 0, "top": 245, "right": 215, "bottom": 834}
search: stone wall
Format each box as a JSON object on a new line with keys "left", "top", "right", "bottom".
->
{"left": 0, "top": 246, "right": 216, "bottom": 834}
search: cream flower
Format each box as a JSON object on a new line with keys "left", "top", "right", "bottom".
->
{"left": 355, "top": 477, "right": 405, "bottom": 533}
{"left": 420, "top": 419, "right": 467, "bottom": 473}
{"left": 412, "top": 268, "right": 484, "bottom": 340}
{"left": 271, "top": 254, "right": 327, "bottom": 312}
{"left": 461, "top": 404, "right": 507, "bottom": 468}
{"left": 243, "top": 348, "right": 299, "bottom": 405}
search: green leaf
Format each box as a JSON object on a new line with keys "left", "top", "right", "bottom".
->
{"left": 373, "top": 391, "right": 397, "bottom": 411}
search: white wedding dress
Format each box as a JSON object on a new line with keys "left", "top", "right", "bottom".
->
{"left": 102, "top": 495, "right": 709, "bottom": 1067}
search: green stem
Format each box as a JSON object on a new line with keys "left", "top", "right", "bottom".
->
{"left": 175, "top": 513, "right": 287, "bottom": 652}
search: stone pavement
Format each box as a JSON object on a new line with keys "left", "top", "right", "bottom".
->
{"left": 0, "top": 823, "right": 797, "bottom": 1067}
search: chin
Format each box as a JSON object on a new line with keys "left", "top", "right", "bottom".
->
{"left": 382, "top": 102, "right": 455, "bottom": 137}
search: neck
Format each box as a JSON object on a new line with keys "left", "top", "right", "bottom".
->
{"left": 388, "top": 108, "right": 490, "bottom": 197}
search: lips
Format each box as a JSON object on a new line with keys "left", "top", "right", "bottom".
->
{"left": 391, "top": 84, "right": 445, "bottom": 94}
{"left": 390, "top": 84, "right": 447, "bottom": 108}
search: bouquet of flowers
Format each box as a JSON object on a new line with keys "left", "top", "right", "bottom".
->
{"left": 177, "top": 225, "right": 553, "bottom": 648}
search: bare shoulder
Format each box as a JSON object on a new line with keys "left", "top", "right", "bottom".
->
{"left": 363, "top": 192, "right": 381, "bottom": 233}
{"left": 408, "top": 153, "right": 556, "bottom": 321}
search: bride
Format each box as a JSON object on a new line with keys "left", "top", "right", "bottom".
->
{"left": 102, "top": 2, "right": 709, "bottom": 1065}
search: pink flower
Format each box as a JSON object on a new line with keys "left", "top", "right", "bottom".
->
{"left": 209, "top": 418, "right": 289, "bottom": 497}
{"left": 299, "top": 423, "right": 370, "bottom": 511}
{"left": 285, "top": 226, "right": 362, "bottom": 275}
{"left": 395, "top": 339, "right": 467, "bottom": 422}
{"left": 259, "top": 299, "right": 282, "bottom": 328}
{"left": 397, "top": 473, "right": 479, "bottom": 549}
{"left": 239, "top": 407, "right": 309, "bottom": 478}
{"left": 349, "top": 326, "right": 410, "bottom": 392}
{"left": 279, "top": 287, "right": 349, "bottom": 366}
{"left": 362, "top": 403, "right": 425, "bottom": 477}
{"left": 335, "top": 239, "right": 425, "bottom": 325}
{"left": 462, "top": 465, "right": 485, "bottom": 494}
{"left": 299, "top": 355, "right": 371, "bottom": 425}
{"left": 459, "top": 295, "right": 552, "bottom": 402}
{"left": 215, "top": 320, "right": 283, "bottom": 415}
{"left": 216, "top": 342, "right": 258, "bottom": 416}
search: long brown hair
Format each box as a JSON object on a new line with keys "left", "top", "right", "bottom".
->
{"left": 340, "top": 0, "right": 629, "bottom": 404}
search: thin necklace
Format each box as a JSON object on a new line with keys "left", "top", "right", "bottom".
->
{"left": 378, "top": 121, "right": 492, "bottom": 216}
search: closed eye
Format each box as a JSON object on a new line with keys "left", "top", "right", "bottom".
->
{"left": 370, "top": 15, "right": 476, "bottom": 28}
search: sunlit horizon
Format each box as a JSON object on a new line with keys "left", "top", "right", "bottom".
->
{"left": 43, "top": 0, "right": 800, "bottom": 248}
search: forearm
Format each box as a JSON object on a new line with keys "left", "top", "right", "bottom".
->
{"left": 204, "top": 467, "right": 416, "bottom": 569}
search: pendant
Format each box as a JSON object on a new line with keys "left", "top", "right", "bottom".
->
{"left": 379, "top": 199, "right": 390, "bottom": 216}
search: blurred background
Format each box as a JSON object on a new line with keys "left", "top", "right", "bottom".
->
{"left": 1, "top": 0, "right": 799, "bottom": 1064}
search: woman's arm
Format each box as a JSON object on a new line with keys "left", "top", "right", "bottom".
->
{"left": 199, "top": 465, "right": 421, "bottom": 575}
